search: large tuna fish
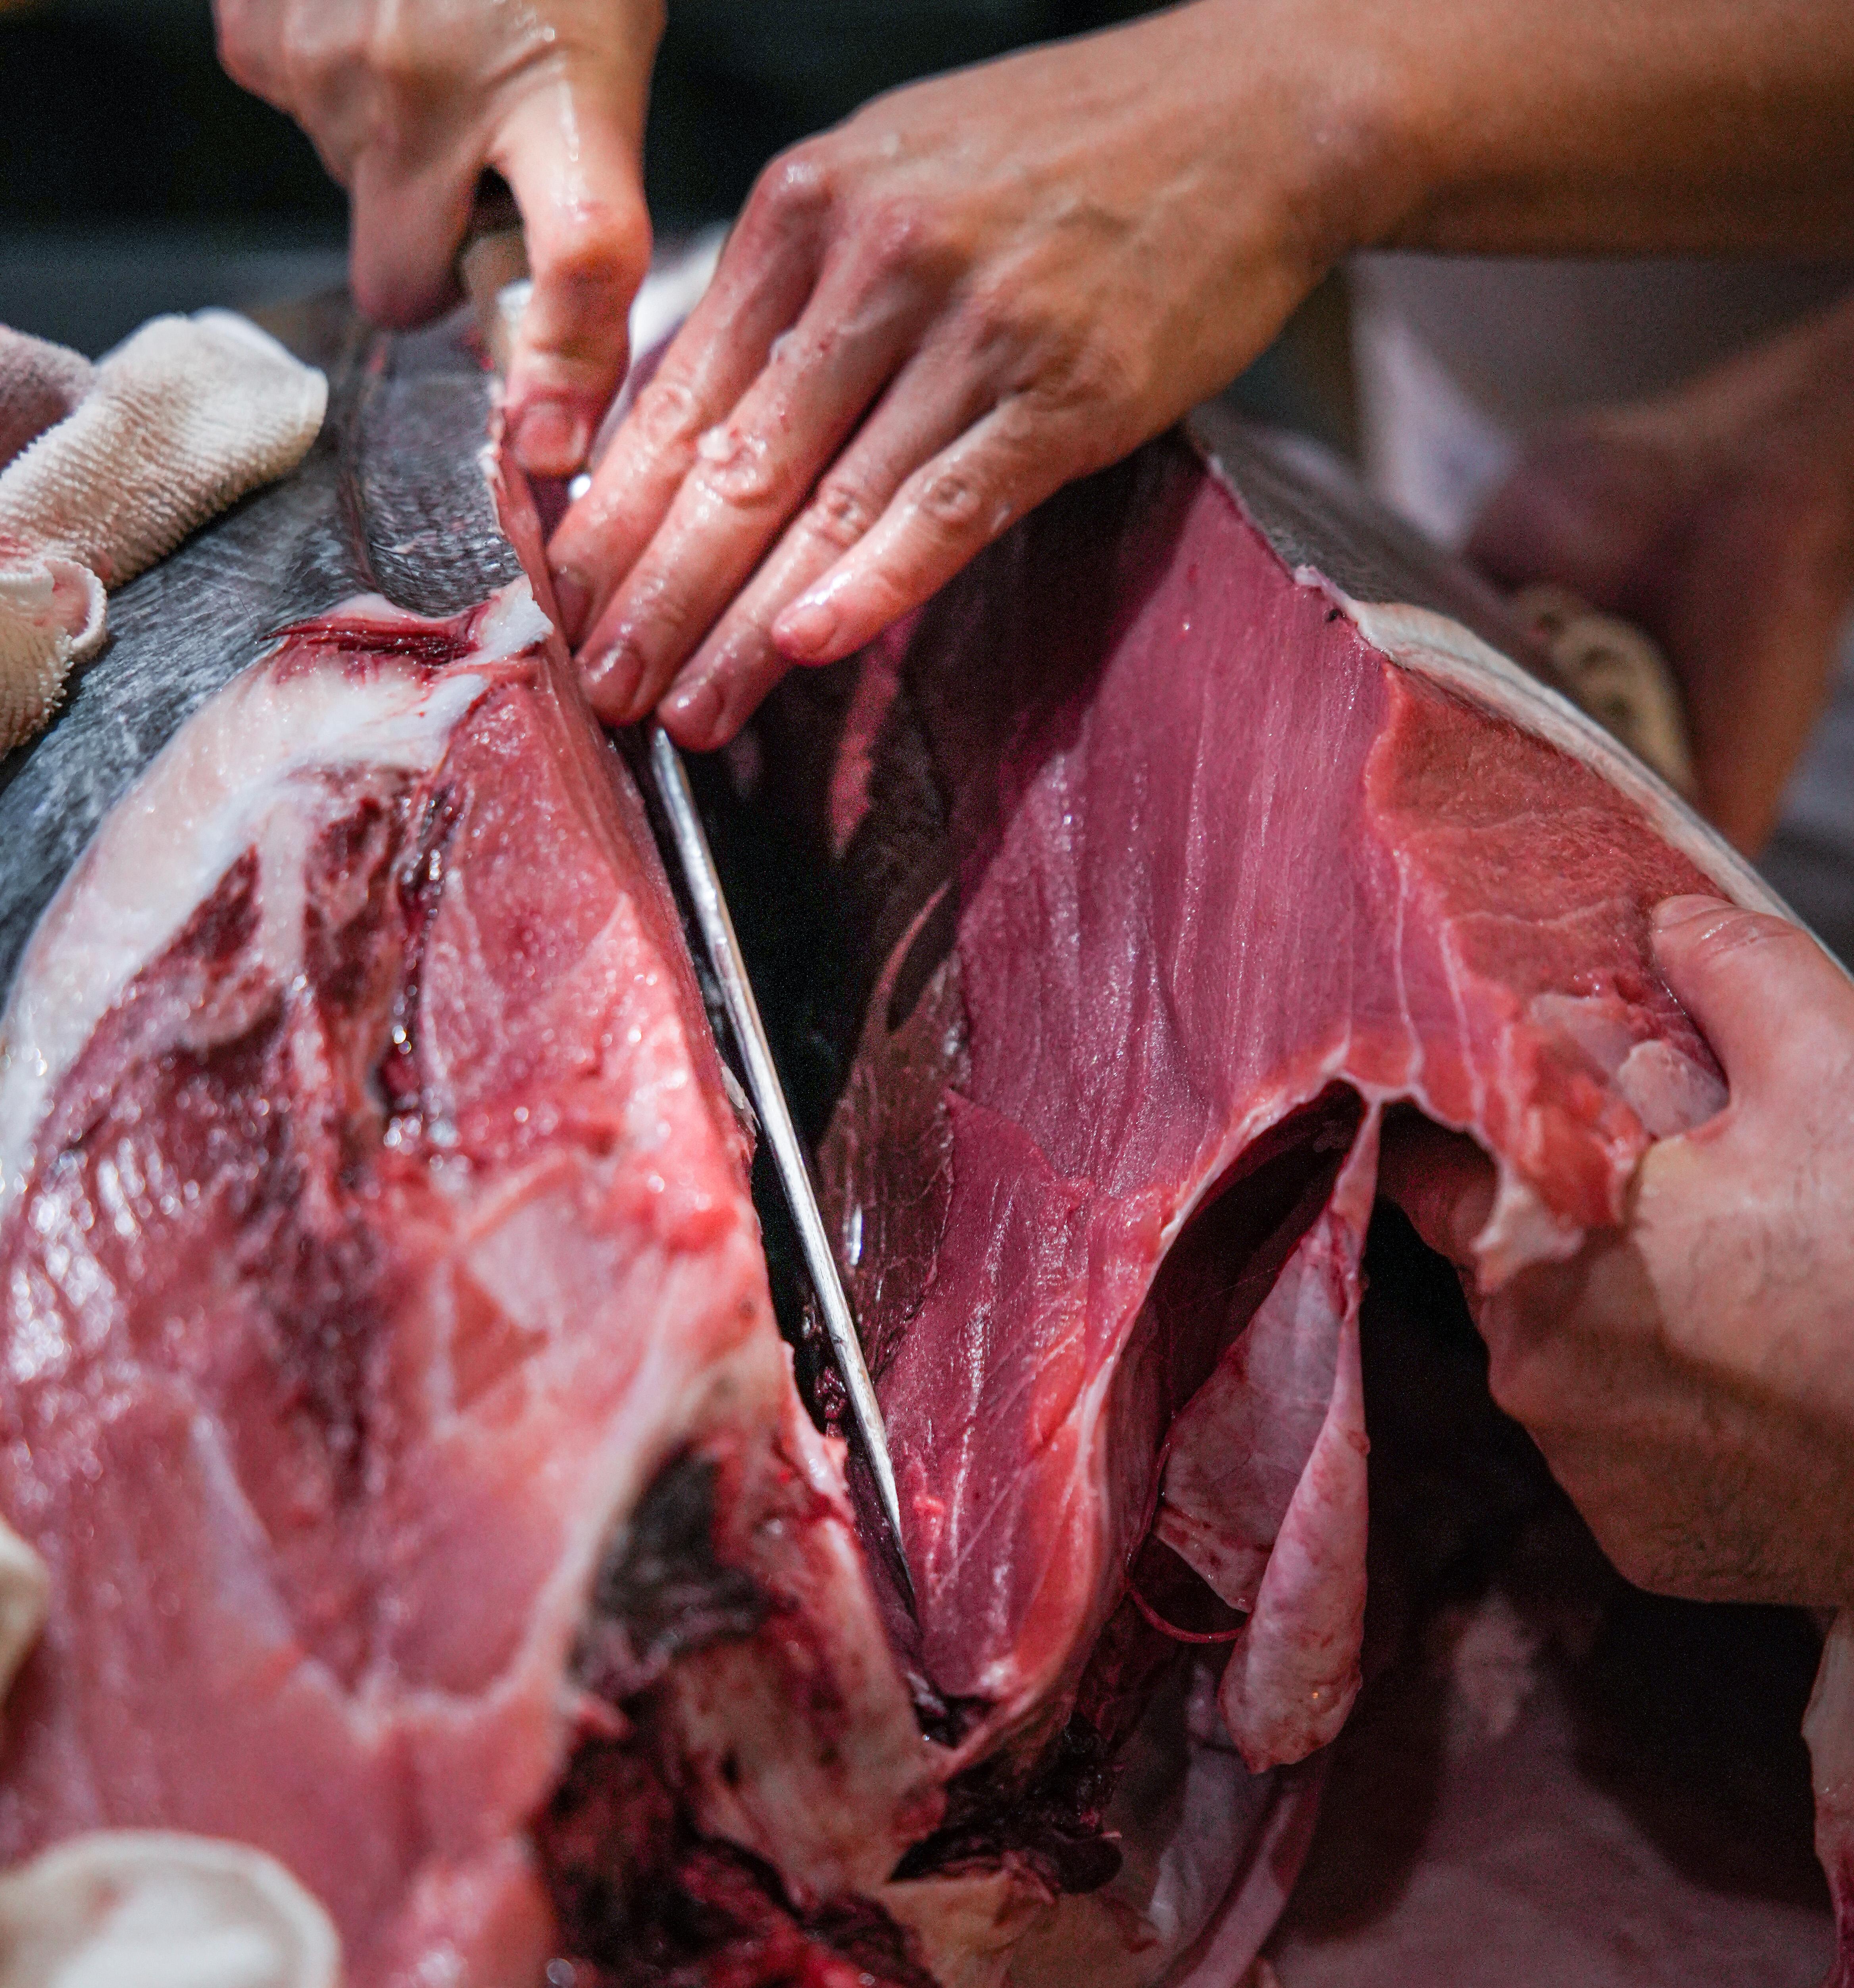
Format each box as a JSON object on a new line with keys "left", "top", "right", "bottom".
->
{"left": 0, "top": 306, "right": 1841, "bottom": 1986}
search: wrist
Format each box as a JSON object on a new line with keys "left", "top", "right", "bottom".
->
{"left": 1183, "top": 0, "right": 1439, "bottom": 273}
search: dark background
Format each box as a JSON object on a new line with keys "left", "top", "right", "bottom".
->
{"left": 0, "top": 0, "right": 1351, "bottom": 444}
{"left": 0, "top": 0, "right": 344, "bottom": 349}
{"left": 0, "top": 0, "right": 1148, "bottom": 348}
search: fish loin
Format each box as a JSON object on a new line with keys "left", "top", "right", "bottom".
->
{"left": 0, "top": 313, "right": 936, "bottom": 1986}
{"left": 725, "top": 416, "right": 1837, "bottom": 1982}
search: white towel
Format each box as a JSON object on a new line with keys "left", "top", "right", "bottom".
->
{"left": 0, "top": 312, "right": 327, "bottom": 750}
{"left": 0, "top": 326, "right": 92, "bottom": 468}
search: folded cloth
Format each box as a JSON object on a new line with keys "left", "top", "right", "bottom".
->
{"left": 0, "top": 312, "right": 327, "bottom": 751}
{"left": 0, "top": 328, "right": 92, "bottom": 468}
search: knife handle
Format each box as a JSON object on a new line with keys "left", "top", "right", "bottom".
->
{"left": 458, "top": 172, "right": 531, "bottom": 376}
{"left": 1510, "top": 582, "right": 1693, "bottom": 799}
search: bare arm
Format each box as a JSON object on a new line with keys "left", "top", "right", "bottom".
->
{"left": 1384, "top": 0, "right": 1854, "bottom": 258}
{"left": 1470, "top": 293, "right": 1854, "bottom": 854}
{"left": 548, "top": 0, "right": 1854, "bottom": 747}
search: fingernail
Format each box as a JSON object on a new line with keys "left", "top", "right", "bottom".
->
{"left": 665, "top": 672, "right": 722, "bottom": 744}
{"left": 512, "top": 400, "right": 590, "bottom": 476}
{"left": 552, "top": 568, "right": 592, "bottom": 644}
{"left": 775, "top": 599, "right": 838, "bottom": 660}
{"left": 581, "top": 635, "right": 645, "bottom": 722}
{"left": 1653, "top": 894, "right": 1727, "bottom": 931}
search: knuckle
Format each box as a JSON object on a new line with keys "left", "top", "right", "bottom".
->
{"left": 543, "top": 201, "right": 649, "bottom": 299}
{"left": 631, "top": 374, "right": 704, "bottom": 452}
{"left": 271, "top": 11, "right": 361, "bottom": 100}
{"left": 853, "top": 194, "right": 946, "bottom": 278}
{"left": 960, "top": 293, "right": 1144, "bottom": 446}
{"left": 363, "top": 19, "right": 425, "bottom": 90}
{"left": 1022, "top": 337, "right": 1144, "bottom": 445}
{"left": 1062, "top": 338, "right": 1144, "bottom": 422}
{"left": 691, "top": 423, "right": 788, "bottom": 512}
{"left": 989, "top": 394, "right": 1062, "bottom": 466}
{"left": 918, "top": 467, "right": 986, "bottom": 533}
{"left": 752, "top": 146, "right": 835, "bottom": 233}
{"left": 959, "top": 275, "right": 1037, "bottom": 360}
{"left": 277, "top": 11, "right": 325, "bottom": 70}
{"left": 804, "top": 475, "right": 879, "bottom": 553}
{"left": 214, "top": 2, "right": 262, "bottom": 82}
{"left": 617, "top": 572, "right": 696, "bottom": 654}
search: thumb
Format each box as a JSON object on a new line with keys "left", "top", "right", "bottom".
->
{"left": 1652, "top": 894, "right": 1854, "bottom": 1100}
{"left": 494, "top": 73, "right": 653, "bottom": 478}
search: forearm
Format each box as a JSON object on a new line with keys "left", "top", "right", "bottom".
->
{"left": 1464, "top": 287, "right": 1854, "bottom": 848}
{"left": 546, "top": 0, "right": 1854, "bottom": 747}
{"left": 1253, "top": 0, "right": 1854, "bottom": 260}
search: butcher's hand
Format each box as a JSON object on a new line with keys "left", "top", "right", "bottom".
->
{"left": 544, "top": 0, "right": 1389, "bottom": 746}
{"left": 548, "top": 0, "right": 1854, "bottom": 749}
{"left": 1469, "top": 294, "right": 1854, "bottom": 855}
{"left": 1387, "top": 897, "right": 1854, "bottom": 1609}
{"left": 214, "top": 0, "right": 661, "bottom": 476}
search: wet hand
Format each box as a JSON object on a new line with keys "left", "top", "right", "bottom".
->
{"left": 546, "top": 0, "right": 1385, "bottom": 747}
{"left": 214, "top": 0, "right": 662, "bottom": 477}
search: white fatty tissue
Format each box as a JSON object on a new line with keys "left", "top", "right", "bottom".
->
{"left": 0, "top": 1833, "right": 341, "bottom": 1988}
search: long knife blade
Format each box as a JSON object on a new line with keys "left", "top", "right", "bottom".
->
{"left": 457, "top": 209, "right": 915, "bottom": 1592}
{"left": 646, "top": 725, "right": 913, "bottom": 1592}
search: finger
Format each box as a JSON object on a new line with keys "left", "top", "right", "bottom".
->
{"left": 546, "top": 152, "right": 834, "bottom": 643}
{"left": 213, "top": 0, "right": 287, "bottom": 108}
{"left": 658, "top": 340, "right": 994, "bottom": 748}
{"left": 495, "top": 76, "right": 653, "bottom": 478}
{"left": 569, "top": 257, "right": 938, "bottom": 726}
{"left": 348, "top": 144, "right": 478, "bottom": 329}
{"left": 770, "top": 395, "right": 1090, "bottom": 669}
{"left": 1377, "top": 1118, "right": 1498, "bottom": 1276}
{"left": 1651, "top": 894, "right": 1854, "bottom": 1099}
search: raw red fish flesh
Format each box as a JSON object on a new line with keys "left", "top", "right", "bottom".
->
{"left": 0, "top": 317, "right": 1843, "bottom": 1986}
{"left": 724, "top": 414, "right": 1843, "bottom": 1983}
{"left": 0, "top": 575, "right": 936, "bottom": 1982}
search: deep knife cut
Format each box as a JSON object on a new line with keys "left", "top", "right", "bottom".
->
{"left": 458, "top": 214, "right": 915, "bottom": 1597}
{"left": 646, "top": 724, "right": 915, "bottom": 1597}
